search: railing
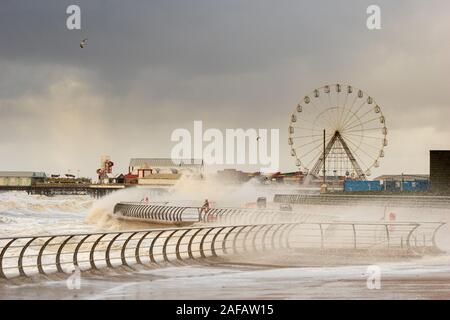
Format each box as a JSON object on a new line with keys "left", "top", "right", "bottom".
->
{"left": 112, "top": 203, "right": 332, "bottom": 224}
{"left": 274, "top": 194, "right": 450, "bottom": 208}
{"left": 202, "top": 207, "right": 321, "bottom": 224}
{"left": 0, "top": 221, "right": 444, "bottom": 280}
{"left": 113, "top": 203, "right": 200, "bottom": 223}
{"left": 408, "top": 222, "right": 446, "bottom": 254}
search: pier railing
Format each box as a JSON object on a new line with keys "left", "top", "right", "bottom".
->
{"left": 0, "top": 221, "right": 444, "bottom": 279}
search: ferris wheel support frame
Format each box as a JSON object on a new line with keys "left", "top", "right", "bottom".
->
{"left": 309, "top": 130, "right": 366, "bottom": 180}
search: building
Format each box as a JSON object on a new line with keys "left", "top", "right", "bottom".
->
{"left": 128, "top": 158, "right": 203, "bottom": 186}
{"left": 0, "top": 171, "right": 46, "bottom": 187}
{"left": 374, "top": 174, "right": 429, "bottom": 192}
{"left": 270, "top": 172, "right": 306, "bottom": 184}
{"left": 374, "top": 174, "right": 429, "bottom": 183}
{"left": 123, "top": 173, "right": 138, "bottom": 185}
{"left": 98, "top": 173, "right": 124, "bottom": 185}
{"left": 216, "top": 169, "right": 252, "bottom": 184}
{"left": 430, "top": 150, "right": 450, "bottom": 193}
{"left": 96, "top": 156, "right": 115, "bottom": 183}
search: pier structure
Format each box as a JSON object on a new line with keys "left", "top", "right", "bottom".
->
{"left": 0, "top": 183, "right": 125, "bottom": 198}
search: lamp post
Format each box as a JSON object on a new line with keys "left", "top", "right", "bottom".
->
{"left": 320, "top": 129, "right": 328, "bottom": 194}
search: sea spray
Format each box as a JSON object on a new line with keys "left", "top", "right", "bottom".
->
{"left": 84, "top": 174, "right": 280, "bottom": 229}
{"left": 85, "top": 187, "right": 165, "bottom": 230}
{"left": 0, "top": 191, "right": 93, "bottom": 214}
{"left": 0, "top": 191, "right": 94, "bottom": 237}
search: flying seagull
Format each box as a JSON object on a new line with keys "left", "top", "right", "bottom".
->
{"left": 80, "top": 38, "right": 87, "bottom": 48}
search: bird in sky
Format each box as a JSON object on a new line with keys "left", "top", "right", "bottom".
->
{"left": 80, "top": 38, "right": 87, "bottom": 48}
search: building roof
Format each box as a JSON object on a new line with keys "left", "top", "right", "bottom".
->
{"left": 129, "top": 158, "right": 203, "bottom": 168}
{"left": 0, "top": 171, "right": 46, "bottom": 178}
{"left": 374, "top": 174, "right": 429, "bottom": 181}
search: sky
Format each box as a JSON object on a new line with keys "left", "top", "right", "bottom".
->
{"left": 0, "top": 0, "right": 449, "bottom": 178}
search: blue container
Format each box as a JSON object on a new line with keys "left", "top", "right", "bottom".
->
{"left": 415, "top": 180, "right": 429, "bottom": 191}
{"left": 402, "top": 181, "right": 414, "bottom": 191}
{"left": 384, "top": 180, "right": 397, "bottom": 191}
{"left": 344, "top": 180, "right": 381, "bottom": 192}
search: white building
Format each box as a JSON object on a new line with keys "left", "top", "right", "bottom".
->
{"left": 128, "top": 158, "right": 203, "bottom": 186}
{"left": 0, "top": 171, "right": 46, "bottom": 187}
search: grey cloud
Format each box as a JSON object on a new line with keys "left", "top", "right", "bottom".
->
{"left": 0, "top": 0, "right": 449, "bottom": 176}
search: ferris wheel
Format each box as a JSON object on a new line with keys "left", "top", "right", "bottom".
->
{"left": 288, "top": 84, "right": 387, "bottom": 180}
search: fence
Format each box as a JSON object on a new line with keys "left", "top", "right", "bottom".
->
{"left": 0, "top": 221, "right": 444, "bottom": 279}
{"left": 274, "top": 194, "right": 450, "bottom": 208}
{"left": 112, "top": 203, "right": 332, "bottom": 224}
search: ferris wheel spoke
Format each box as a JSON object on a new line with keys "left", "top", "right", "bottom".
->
{"left": 344, "top": 128, "right": 384, "bottom": 135}
{"left": 330, "top": 91, "right": 341, "bottom": 129}
{"left": 358, "top": 140, "right": 382, "bottom": 151}
{"left": 295, "top": 114, "right": 330, "bottom": 129}
{"left": 342, "top": 133, "right": 364, "bottom": 151}
{"left": 342, "top": 132, "right": 385, "bottom": 140}
{"left": 292, "top": 124, "right": 321, "bottom": 130}
{"left": 305, "top": 148, "right": 326, "bottom": 170}
{"left": 316, "top": 92, "right": 339, "bottom": 128}
{"left": 342, "top": 109, "right": 377, "bottom": 131}
{"left": 343, "top": 135, "right": 378, "bottom": 162}
{"left": 336, "top": 92, "right": 340, "bottom": 109}
{"left": 310, "top": 99, "right": 335, "bottom": 129}
{"left": 337, "top": 92, "right": 350, "bottom": 129}
{"left": 292, "top": 133, "right": 332, "bottom": 139}
{"left": 331, "top": 106, "right": 341, "bottom": 130}
{"left": 340, "top": 112, "right": 360, "bottom": 131}
{"left": 346, "top": 107, "right": 374, "bottom": 126}
{"left": 292, "top": 126, "right": 334, "bottom": 138}
{"left": 292, "top": 125, "right": 317, "bottom": 132}
{"left": 344, "top": 117, "right": 381, "bottom": 132}
{"left": 316, "top": 92, "right": 330, "bottom": 112}
{"left": 332, "top": 109, "right": 343, "bottom": 131}
{"left": 342, "top": 138, "right": 372, "bottom": 171}
{"left": 293, "top": 137, "right": 324, "bottom": 149}
{"left": 296, "top": 141, "right": 324, "bottom": 158}
{"left": 341, "top": 133, "right": 381, "bottom": 151}
{"left": 339, "top": 95, "right": 359, "bottom": 128}
{"left": 341, "top": 100, "right": 367, "bottom": 129}
{"left": 320, "top": 115, "right": 335, "bottom": 131}
{"left": 289, "top": 127, "right": 333, "bottom": 139}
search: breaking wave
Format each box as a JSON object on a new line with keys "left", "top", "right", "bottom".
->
{"left": 0, "top": 191, "right": 93, "bottom": 215}
{"left": 0, "top": 191, "right": 94, "bottom": 237}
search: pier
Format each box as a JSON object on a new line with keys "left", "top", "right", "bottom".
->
{"left": 0, "top": 183, "right": 125, "bottom": 198}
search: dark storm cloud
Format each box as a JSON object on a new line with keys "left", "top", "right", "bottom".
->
{"left": 0, "top": 0, "right": 449, "bottom": 176}
{"left": 0, "top": 0, "right": 402, "bottom": 94}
